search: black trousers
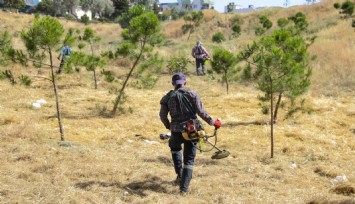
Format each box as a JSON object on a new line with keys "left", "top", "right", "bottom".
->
{"left": 169, "top": 132, "right": 196, "bottom": 192}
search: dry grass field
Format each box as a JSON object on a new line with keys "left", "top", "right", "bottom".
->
{"left": 0, "top": 0, "right": 354, "bottom": 203}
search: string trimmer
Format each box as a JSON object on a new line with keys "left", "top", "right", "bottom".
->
{"left": 160, "top": 127, "right": 230, "bottom": 160}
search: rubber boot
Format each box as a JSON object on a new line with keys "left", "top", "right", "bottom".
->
{"left": 196, "top": 68, "right": 201, "bottom": 76}
{"left": 171, "top": 151, "right": 182, "bottom": 178}
{"left": 201, "top": 65, "right": 206, "bottom": 75}
{"left": 180, "top": 167, "right": 193, "bottom": 192}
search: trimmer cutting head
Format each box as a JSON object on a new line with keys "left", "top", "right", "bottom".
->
{"left": 211, "top": 150, "right": 230, "bottom": 159}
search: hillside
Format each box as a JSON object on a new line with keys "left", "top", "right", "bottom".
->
{"left": 0, "top": 0, "right": 355, "bottom": 203}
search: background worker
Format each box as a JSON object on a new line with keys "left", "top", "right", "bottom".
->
{"left": 191, "top": 41, "right": 210, "bottom": 76}
{"left": 57, "top": 44, "right": 72, "bottom": 74}
{"left": 159, "top": 72, "right": 222, "bottom": 194}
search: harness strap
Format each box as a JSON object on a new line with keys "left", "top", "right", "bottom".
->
{"left": 169, "top": 89, "right": 195, "bottom": 122}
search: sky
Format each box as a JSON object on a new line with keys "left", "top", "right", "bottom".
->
{"left": 159, "top": 0, "right": 317, "bottom": 13}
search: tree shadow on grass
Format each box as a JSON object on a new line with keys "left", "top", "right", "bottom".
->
{"left": 195, "top": 158, "right": 219, "bottom": 166}
{"left": 46, "top": 112, "right": 112, "bottom": 120}
{"left": 74, "top": 174, "right": 172, "bottom": 197}
{"left": 224, "top": 120, "right": 268, "bottom": 127}
{"left": 143, "top": 156, "right": 172, "bottom": 167}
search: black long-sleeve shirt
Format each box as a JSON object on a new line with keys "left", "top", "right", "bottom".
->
{"left": 159, "top": 87, "right": 214, "bottom": 132}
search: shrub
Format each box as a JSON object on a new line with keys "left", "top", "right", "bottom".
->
{"left": 81, "top": 14, "right": 90, "bottom": 25}
{"left": 277, "top": 18, "right": 289, "bottom": 28}
{"left": 212, "top": 32, "right": 225, "bottom": 43}
{"left": 334, "top": 2, "right": 341, "bottom": 9}
{"left": 101, "top": 50, "right": 114, "bottom": 59}
{"left": 232, "top": 23, "right": 241, "bottom": 37}
{"left": 19, "top": 75, "right": 32, "bottom": 86}
{"left": 101, "top": 69, "right": 115, "bottom": 82}
{"left": 242, "top": 64, "right": 252, "bottom": 80}
{"left": 0, "top": 70, "right": 16, "bottom": 84}
{"left": 158, "top": 13, "right": 169, "bottom": 21}
{"left": 259, "top": 16, "right": 273, "bottom": 29}
{"left": 167, "top": 55, "right": 191, "bottom": 74}
{"left": 255, "top": 27, "right": 266, "bottom": 36}
{"left": 211, "top": 48, "right": 240, "bottom": 94}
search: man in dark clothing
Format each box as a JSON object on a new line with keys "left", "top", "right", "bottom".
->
{"left": 57, "top": 45, "right": 72, "bottom": 74}
{"left": 191, "top": 41, "right": 210, "bottom": 76}
{"left": 159, "top": 72, "right": 222, "bottom": 193}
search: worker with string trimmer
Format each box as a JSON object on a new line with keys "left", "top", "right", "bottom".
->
{"left": 159, "top": 72, "right": 222, "bottom": 194}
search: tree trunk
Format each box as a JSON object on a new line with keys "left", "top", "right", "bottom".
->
{"left": 270, "top": 79, "right": 274, "bottom": 158}
{"left": 90, "top": 43, "right": 97, "bottom": 89}
{"left": 111, "top": 40, "right": 146, "bottom": 116}
{"left": 187, "top": 28, "right": 192, "bottom": 40}
{"left": 273, "top": 92, "right": 283, "bottom": 124}
{"left": 49, "top": 49, "right": 65, "bottom": 141}
{"left": 225, "top": 72, "right": 229, "bottom": 94}
{"left": 94, "top": 69, "right": 97, "bottom": 89}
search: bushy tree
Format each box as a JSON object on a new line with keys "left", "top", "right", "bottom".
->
{"left": 37, "top": 0, "right": 66, "bottom": 16}
{"left": 117, "top": 4, "right": 146, "bottom": 28}
{"left": 211, "top": 48, "right": 240, "bottom": 94}
{"left": 153, "top": 1, "right": 159, "bottom": 14}
{"left": 239, "top": 24, "right": 314, "bottom": 158}
{"left": 79, "top": 0, "right": 114, "bottom": 18}
{"left": 337, "top": 0, "right": 355, "bottom": 18}
{"left": 171, "top": 8, "right": 186, "bottom": 20}
{"left": 20, "top": 16, "right": 67, "bottom": 141}
{"left": 80, "top": 0, "right": 92, "bottom": 11}
{"left": 3, "top": 0, "right": 25, "bottom": 11}
{"left": 288, "top": 12, "right": 308, "bottom": 31}
{"left": 260, "top": 16, "right": 273, "bottom": 29}
{"left": 334, "top": 2, "right": 341, "bottom": 9}
{"left": 63, "top": 0, "right": 80, "bottom": 14}
{"left": 112, "top": 6, "right": 163, "bottom": 116}
{"left": 255, "top": 16, "right": 273, "bottom": 36}
{"left": 112, "top": 0, "right": 130, "bottom": 17}
{"left": 226, "top": 2, "right": 234, "bottom": 13}
{"left": 93, "top": 0, "right": 114, "bottom": 18}
{"left": 0, "top": 32, "right": 29, "bottom": 85}
{"left": 212, "top": 32, "right": 225, "bottom": 43}
{"left": 182, "top": 11, "right": 204, "bottom": 40}
{"left": 81, "top": 27, "right": 104, "bottom": 89}
{"left": 0, "top": 31, "right": 13, "bottom": 65}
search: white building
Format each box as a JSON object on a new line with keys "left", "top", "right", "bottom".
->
{"left": 160, "top": 2, "right": 179, "bottom": 11}
{"left": 225, "top": 4, "right": 256, "bottom": 13}
{"left": 71, "top": 7, "right": 92, "bottom": 20}
{"left": 191, "top": 0, "right": 212, "bottom": 10}
{"left": 160, "top": 0, "right": 211, "bottom": 11}
{"left": 224, "top": 2, "right": 242, "bottom": 13}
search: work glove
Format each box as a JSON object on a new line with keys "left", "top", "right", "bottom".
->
{"left": 214, "top": 119, "right": 222, "bottom": 129}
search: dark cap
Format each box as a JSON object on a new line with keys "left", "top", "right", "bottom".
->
{"left": 172, "top": 72, "right": 186, "bottom": 85}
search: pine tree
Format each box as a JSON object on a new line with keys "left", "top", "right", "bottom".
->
{"left": 239, "top": 16, "right": 314, "bottom": 158}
